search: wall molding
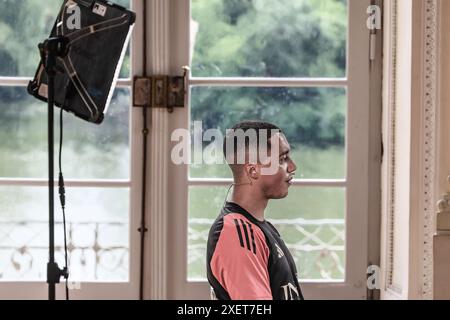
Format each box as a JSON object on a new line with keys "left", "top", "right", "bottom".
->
{"left": 383, "top": 0, "right": 399, "bottom": 294}
{"left": 420, "top": 0, "right": 439, "bottom": 300}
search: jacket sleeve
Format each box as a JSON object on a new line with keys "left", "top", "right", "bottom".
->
{"left": 210, "top": 214, "right": 272, "bottom": 300}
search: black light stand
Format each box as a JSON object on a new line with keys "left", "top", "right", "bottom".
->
{"left": 28, "top": 1, "right": 136, "bottom": 300}
{"left": 38, "top": 36, "right": 70, "bottom": 300}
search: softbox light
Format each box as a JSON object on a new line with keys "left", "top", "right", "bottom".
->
{"left": 28, "top": 0, "right": 135, "bottom": 124}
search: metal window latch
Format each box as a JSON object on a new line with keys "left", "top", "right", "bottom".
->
{"left": 437, "top": 193, "right": 450, "bottom": 232}
{"left": 133, "top": 66, "right": 190, "bottom": 113}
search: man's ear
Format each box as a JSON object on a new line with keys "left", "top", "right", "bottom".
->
{"left": 245, "top": 164, "right": 259, "bottom": 180}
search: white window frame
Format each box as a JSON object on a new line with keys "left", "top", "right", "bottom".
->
{"left": 163, "top": 0, "right": 376, "bottom": 300}
{"left": 0, "top": 0, "right": 145, "bottom": 299}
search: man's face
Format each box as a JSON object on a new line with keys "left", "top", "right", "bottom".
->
{"left": 256, "top": 133, "right": 297, "bottom": 199}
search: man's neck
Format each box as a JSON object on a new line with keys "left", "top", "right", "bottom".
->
{"left": 229, "top": 186, "right": 268, "bottom": 222}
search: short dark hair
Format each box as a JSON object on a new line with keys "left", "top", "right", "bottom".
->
{"left": 223, "top": 120, "right": 282, "bottom": 166}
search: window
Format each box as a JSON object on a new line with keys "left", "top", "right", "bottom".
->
{"left": 168, "top": 0, "right": 373, "bottom": 299}
{"left": 0, "top": 0, "right": 141, "bottom": 298}
{"left": 188, "top": 0, "right": 347, "bottom": 281}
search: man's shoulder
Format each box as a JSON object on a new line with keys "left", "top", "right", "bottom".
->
{"left": 208, "top": 211, "right": 268, "bottom": 259}
{"left": 211, "top": 211, "right": 258, "bottom": 228}
{"left": 217, "top": 212, "right": 261, "bottom": 233}
{"left": 209, "top": 211, "right": 281, "bottom": 244}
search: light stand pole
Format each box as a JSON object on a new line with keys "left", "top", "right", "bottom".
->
{"left": 39, "top": 37, "right": 70, "bottom": 300}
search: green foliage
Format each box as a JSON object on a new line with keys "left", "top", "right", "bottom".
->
{"left": 191, "top": 0, "right": 347, "bottom": 148}
{"left": 0, "top": 1, "right": 131, "bottom": 169}
{"left": 189, "top": 146, "right": 345, "bottom": 180}
{"left": 0, "top": 0, "right": 62, "bottom": 76}
{"left": 191, "top": 86, "right": 346, "bottom": 148}
{"left": 191, "top": 0, "right": 347, "bottom": 77}
{"left": 0, "top": 0, "right": 130, "bottom": 77}
{"left": 0, "top": 0, "right": 347, "bottom": 150}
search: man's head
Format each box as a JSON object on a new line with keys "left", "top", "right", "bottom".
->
{"left": 223, "top": 120, "right": 297, "bottom": 199}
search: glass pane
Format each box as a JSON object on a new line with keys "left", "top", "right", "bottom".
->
{"left": 189, "top": 87, "right": 346, "bottom": 179}
{"left": 0, "top": 86, "right": 130, "bottom": 179}
{"left": 0, "top": 0, "right": 131, "bottom": 78}
{"left": 191, "top": 0, "right": 347, "bottom": 77}
{"left": 188, "top": 186, "right": 345, "bottom": 281}
{"left": 265, "top": 187, "right": 345, "bottom": 280}
{"left": 0, "top": 186, "right": 129, "bottom": 281}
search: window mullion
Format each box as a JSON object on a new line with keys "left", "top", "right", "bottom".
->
{"left": 189, "top": 77, "right": 347, "bottom": 88}
{"left": 188, "top": 178, "right": 346, "bottom": 187}
{"left": 0, "top": 77, "right": 132, "bottom": 88}
{"left": 0, "top": 178, "right": 131, "bottom": 188}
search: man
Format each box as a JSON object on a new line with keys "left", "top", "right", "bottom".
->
{"left": 206, "top": 120, "right": 304, "bottom": 300}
